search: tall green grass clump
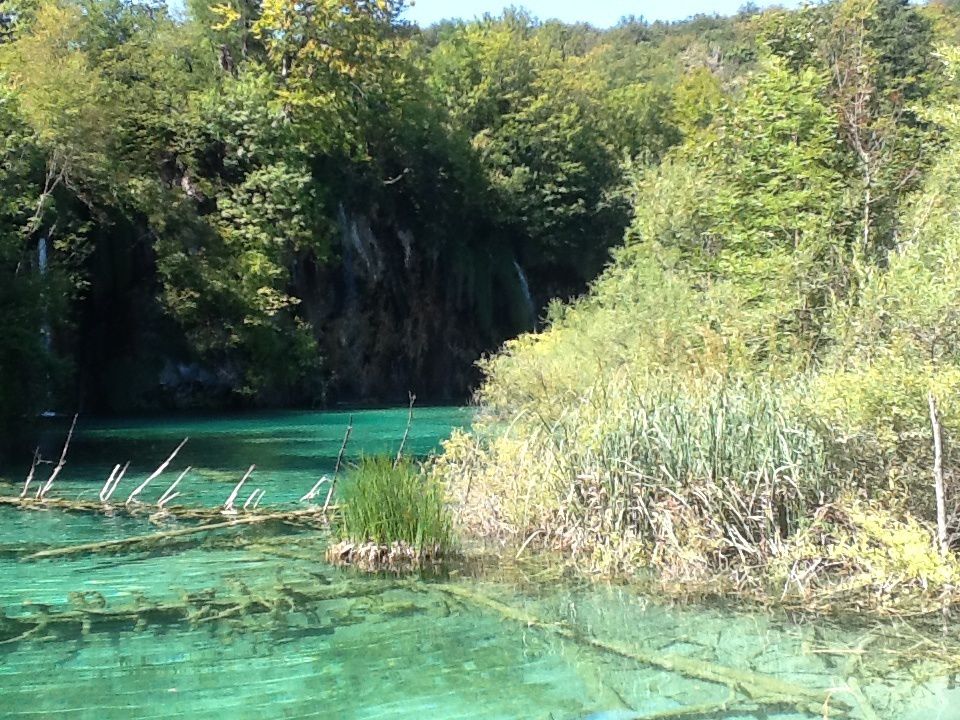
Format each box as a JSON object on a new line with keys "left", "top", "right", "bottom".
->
{"left": 338, "top": 456, "right": 454, "bottom": 557}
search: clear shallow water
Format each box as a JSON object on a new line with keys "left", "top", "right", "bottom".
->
{"left": 1, "top": 409, "right": 959, "bottom": 720}
{"left": 0, "top": 407, "right": 471, "bottom": 507}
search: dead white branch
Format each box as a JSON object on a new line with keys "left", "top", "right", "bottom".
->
{"left": 300, "top": 475, "right": 330, "bottom": 503}
{"left": 929, "top": 392, "right": 949, "bottom": 556}
{"left": 37, "top": 414, "right": 78, "bottom": 500}
{"left": 223, "top": 465, "right": 255, "bottom": 515}
{"left": 126, "top": 438, "right": 189, "bottom": 506}
{"left": 103, "top": 462, "right": 129, "bottom": 503}
{"left": 20, "top": 447, "right": 41, "bottom": 499}
{"left": 323, "top": 418, "right": 353, "bottom": 514}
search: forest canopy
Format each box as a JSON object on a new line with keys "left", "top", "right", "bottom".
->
{"left": 0, "top": 0, "right": 773, "bottom": 451}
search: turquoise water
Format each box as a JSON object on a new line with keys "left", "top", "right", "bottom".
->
{"left": 1, "top": 409, "right": 959, "bottom": 720}
{"left": 1, "top": 407, "right": 470, "bottom": 507}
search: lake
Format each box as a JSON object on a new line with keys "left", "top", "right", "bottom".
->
{"left": 0, "top": 408, "right": 958, "bottom": 720}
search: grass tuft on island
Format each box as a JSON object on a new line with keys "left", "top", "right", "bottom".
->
{"left": 327, "top": 456, "right": 455, "bottom": 572}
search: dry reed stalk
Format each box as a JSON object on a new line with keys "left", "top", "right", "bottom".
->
{"left": 929, "top": 393, "right": 948, "bottom": 557}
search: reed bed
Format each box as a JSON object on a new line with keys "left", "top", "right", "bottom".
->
{"left": 436, "top": 370, "right": 960, "bottom": 613}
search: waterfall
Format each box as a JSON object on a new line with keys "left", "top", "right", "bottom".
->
{"left": 38, "top": 236, "right": 52, "bottom": 351}
{"left": 513, "top": 259, "right": 536, "bottom": 329}
{"left": 38, "top": 235, "right": 48, "bottom": 275}
{"left": 337, "top": 204, "right": 358, "bottom": 309}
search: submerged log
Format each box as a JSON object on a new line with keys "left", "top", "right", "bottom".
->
{"left": 437, "top": 584, "right": 852, "bottom": 717}
{"left": 1, "top": 494, "right": 213, "bottom": 519}
{"left": 24, "top": 508, "right": 332, "bottom": 560}
{"left": 0, "top": 495, "right": 337, "bottom": 525}
{"left": 0, "top": 577, "right": 405, "bottom": 646}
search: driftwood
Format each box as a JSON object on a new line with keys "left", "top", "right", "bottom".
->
{"left": 437, "top": 584, "right": 852, "bottom": 718}
{"left": 24, "top": 509, "right": 331, "bottom": 560}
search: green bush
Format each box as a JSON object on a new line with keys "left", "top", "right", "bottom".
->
{"left": 436, "top": 43, "right": 960, "bottom": 606}
{"left": 339, "top": 456, "right": 454, "bottom": 555}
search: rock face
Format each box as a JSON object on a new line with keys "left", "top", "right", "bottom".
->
{"left": 297, "top": 202, "right": 535, "bottom": 404}
{"left": 71, "top": 196, "right": 538, "bottom": 412}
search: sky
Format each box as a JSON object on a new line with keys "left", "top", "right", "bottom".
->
{"left": 162, "top": 1, "right": 805, "bottom": 27}
{"left": 400, "top": 0, "right": 803, "bottom": 27}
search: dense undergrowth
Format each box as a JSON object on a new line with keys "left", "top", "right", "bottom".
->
{"left": 435, "top": 3, "right": 960, "bottom": 614}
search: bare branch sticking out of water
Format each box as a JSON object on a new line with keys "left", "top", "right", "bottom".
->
{"left": 126, "top": 438, "right": 189, "bottom": 506}
{"left": 323, "top": 417, "right": 353, "bottom": 514}
{"left": 158, "top": 467, "right": 190, "bottom": 510}
{"left": 243, "top": 488, "right": 265, "bottom": 511}
{"left": 37, "top": 414, "right": 78, "bottom": 500}
{"left": 99, "top": 464, "right": 121, "bottom": 503}
{"left": 101, "top": 462, "right": 129, "bottom": 504}
{"left": 300, "top": 475, "right": 330, "bottom": 503}
{"left": 223, "top": 465, "right": 255, "bottom": 515}
{"left": 20, "top": 447, "right": 41, "bottom": 499}
{"left": 394, "top": 393, "right": 416, "bottom": 468}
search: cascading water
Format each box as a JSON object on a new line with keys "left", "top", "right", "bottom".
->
{"left": 38, "top": 235, "right": 48, "bottom": 274}
{"left": 337, "top": 204, "right": 357, "bottom": 309}
{"left": 513, "top": 258, "right": 537, "bottom": 329}
{"left": 38, "top": 235, "right": 51, "bottom": 352}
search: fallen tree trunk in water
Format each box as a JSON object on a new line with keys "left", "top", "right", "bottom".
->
{"left": 0, "top": 495, "right": 244, "bottom": 522}
{"left": 437, "top": 583, "right": 852, "bottom": 718}
{"left": 0, "top": 577, "right": 405, "bottom": 646}
{"left": 24, "top": 508, "right": 332, "bottom": 560}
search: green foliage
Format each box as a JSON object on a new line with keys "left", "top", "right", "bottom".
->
{"left": 339, "top": 456, "right": 454, "bottom": 554}
{"left": 0, "top": 80, "right": 75, "bottom": 457}
{"left": 438, "top": 1, "right": 960, "bottom": 606}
